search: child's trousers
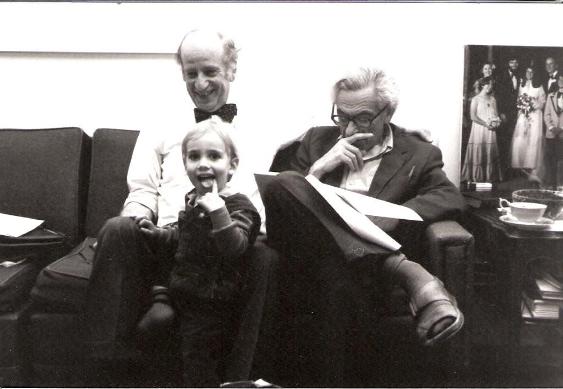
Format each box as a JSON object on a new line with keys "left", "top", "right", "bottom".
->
{"left": 176, "top": 298, "right": 240, "bottom": 387}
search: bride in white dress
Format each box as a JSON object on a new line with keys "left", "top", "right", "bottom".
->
{"left": 511, "top": 66, "right": 546, "bottom": 179}
{"left": 461, "top": 76, "right": 502, "bottom": 183}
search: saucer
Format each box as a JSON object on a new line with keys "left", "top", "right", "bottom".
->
{"left": 499, "top": 214, "right": 555, "bottom": 231}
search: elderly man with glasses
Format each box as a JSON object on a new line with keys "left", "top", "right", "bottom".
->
{"left": 263, "top": 67, "right": 466, "bottom": 386}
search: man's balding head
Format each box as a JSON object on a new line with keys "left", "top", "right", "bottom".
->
{"left": 177, "top": 30, "right": 239, "bottom": 112}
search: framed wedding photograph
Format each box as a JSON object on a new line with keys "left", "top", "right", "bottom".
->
{"left": 461, "top": 45, "right": 563, "bottom": 191}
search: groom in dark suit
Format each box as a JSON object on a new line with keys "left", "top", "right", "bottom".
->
{"left": 543, "top": 57, "right": 559, "bottom": 95}
{"left": 496, "top": 56, "right": 521, "bottom": 178}
{"left": 263, "top": 67, "right": 465, "bottom": 387}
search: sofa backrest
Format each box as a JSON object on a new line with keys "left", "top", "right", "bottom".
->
{"left": 84, "top": 128, "right": 139, "bottom": 237}
{"left": 0, "top": 128, "right": 90, "bottom": 244}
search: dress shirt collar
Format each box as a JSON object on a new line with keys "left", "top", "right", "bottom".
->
{"left": 361, "top": 123, "right": 394, "bottom": 162}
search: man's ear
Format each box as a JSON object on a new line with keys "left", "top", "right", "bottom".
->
{"left": 179, "top": 57, "right": 188, "bottom": 82}
{"left": 226, "top": 64, "right": 236, "bottom": 82}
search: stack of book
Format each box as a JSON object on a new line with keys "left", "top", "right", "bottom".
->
{"left": 466, "top": 182, "right": 493, "bottom": 192}
{"left": 462, "top": 190, "right": 512, "bottom": 209}
{"left": 521, "top": 273, "right": 563, "bottom": 321}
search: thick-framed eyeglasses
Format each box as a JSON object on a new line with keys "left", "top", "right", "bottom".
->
{"left": 331, "top": 103, "right": 388, "bottom": 129}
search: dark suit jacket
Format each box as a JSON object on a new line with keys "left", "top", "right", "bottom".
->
{"left": 543, "top": 71, "right": 560, "bottom": 95}
{"left": 285, "top": 124, "right": 466, "bottom": 224}
{"left": 496, "top": 68, "right": 520, "bottom": 119}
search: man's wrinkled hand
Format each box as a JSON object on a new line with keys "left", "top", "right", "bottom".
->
{"left": 309, "top": 133, "right": 374, "bottom": 178}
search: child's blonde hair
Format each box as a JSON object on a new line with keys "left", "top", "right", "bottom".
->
{"left": 181, "top": 116, "right": 239, "bottom": 163}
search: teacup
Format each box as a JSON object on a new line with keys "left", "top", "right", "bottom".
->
{"left": 499, "top": 198, "right": 547, "bottom": 223}
{"left": 512, "top": 189, "right": 563, "bottom": 220}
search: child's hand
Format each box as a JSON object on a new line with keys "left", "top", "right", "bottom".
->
{"left": 135, "top": 216, "right": 159, "bottom": 237}
{"left": 197, "top": 180, "right": 226, "bottom": 213}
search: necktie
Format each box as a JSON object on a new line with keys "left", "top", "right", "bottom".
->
{"left": 194, "top": 103, "right": 237, "bottom": 123}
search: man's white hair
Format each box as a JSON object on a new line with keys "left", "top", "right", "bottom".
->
{"left": 177, "top": 29, "right": 239, "bottom": 76}
{"left": 332, "top": 67, "right": 399, "bottom": 115}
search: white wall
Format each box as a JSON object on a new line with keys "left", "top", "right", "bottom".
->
{"left": 0, "top": 2, "right": 562, "bottom": 185}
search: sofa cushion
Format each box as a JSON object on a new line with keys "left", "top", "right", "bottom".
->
{"left": 0, "top": 304, "right": 33, "bottom": 387}
{"left": 30, "top": 238, "right": 95, "bottom": 313}
{"left": 84, "top": 128, "right": 139, "bottom": 237}
{"left": 0, "top": 128, "right": 90, "bottom": 244}
{"left": 30, "top": 128, "right": 139, "bottom": 313}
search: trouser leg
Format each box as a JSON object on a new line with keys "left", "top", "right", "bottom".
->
{"left": 545, "top": 138, "right": 563, "bottom": 188}
{"left": 179, "top": 301, "right": 237, "bottom": 387}
{"left": 263, "top": 171, "right": 391, "bottom": 262}
{"left": 263, "top": 172, "right": 387, "bottom": 386}
{"left": 224, "top": 237, "right": 281, "bottom": 383}
{"left": 82, "top": 216, "right": 162, "bottom": 358}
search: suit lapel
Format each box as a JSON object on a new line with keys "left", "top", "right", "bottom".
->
{"left": 550, "top": 94, "right": 558, "bottom": 114}
{"left": 323, "top": 166, "right": 345, "bottom": 187}
{"left": 367, "top": 127, "right": 409, "bottom": 197}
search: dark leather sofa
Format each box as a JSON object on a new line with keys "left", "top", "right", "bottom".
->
{"left": 0, "top": 127, "right": 474, "bottom": 387}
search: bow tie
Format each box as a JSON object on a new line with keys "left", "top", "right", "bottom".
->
{"left": 194, "top": 104, "right": 237, "bottom": 123}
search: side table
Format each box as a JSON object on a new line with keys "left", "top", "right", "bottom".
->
{"left": 462, "top": 207, "right": 563, "bottom": 359}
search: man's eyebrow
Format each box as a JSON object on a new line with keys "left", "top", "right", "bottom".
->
{"left": 336, "top": 108, "right": 375, "bottom": 116}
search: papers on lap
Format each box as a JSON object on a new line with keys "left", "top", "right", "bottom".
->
{"left": 0, "top": 212, "right": 44, "bottom": 237}
{"left": 254, "top": 173, "right": 422, "bottom": 252}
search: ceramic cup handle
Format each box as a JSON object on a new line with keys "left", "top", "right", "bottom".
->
{"left": 499, "top": 198, "right": 511, "bottom": 212}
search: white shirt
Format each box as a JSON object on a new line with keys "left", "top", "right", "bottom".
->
{"left": 340, "top": 126, "right": 394, "bottom": 195}
{"left": 548, "top": 71, "right": 559, "bottom": 93}
{"left": 124, "top": 114, "right": 265, "bottom": 229}
{"left": 510, "top": 70, "right": 518, "bottom": 90}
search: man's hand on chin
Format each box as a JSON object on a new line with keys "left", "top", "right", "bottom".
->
{"left": 308, "top": 133, "right": 374, "bottom": 179}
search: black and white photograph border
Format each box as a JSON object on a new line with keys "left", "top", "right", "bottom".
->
{"left": 1, "top": 1, "right": 563, "bottom": 388}
{"left": 461, "top": 44, "right": 563, "bottom": 191}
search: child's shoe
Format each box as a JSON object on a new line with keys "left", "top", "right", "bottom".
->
{"left": 136, "top": 286, "right": 176, "bottom": 340}
{"left": 409, "top": 278, "right": 464, "bottom": 346}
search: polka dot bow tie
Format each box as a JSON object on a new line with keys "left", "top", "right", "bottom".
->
{"left": 194, "top": 104, "right": 237, "bottom": 123}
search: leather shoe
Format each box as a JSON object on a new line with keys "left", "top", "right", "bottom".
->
{"left": 409, "top": 278, "right": 464, "bottom": 346}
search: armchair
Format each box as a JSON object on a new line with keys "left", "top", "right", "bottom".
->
{"left": 267, "top": 137, "right": 474, "bottom": 387}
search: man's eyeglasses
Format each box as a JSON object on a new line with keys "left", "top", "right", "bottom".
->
{"left": 331, "top": 103, "right": 388, "bottom": 129}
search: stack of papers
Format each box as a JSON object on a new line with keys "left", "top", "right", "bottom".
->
{"left": 0, "top": 213, "right": 44, "bottom": 237}
{"left": 254, "top": 173, "right": 422, "bottom": 252}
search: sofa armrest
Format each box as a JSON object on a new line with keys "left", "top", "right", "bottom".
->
{"left": 425, "top": 220, "right": 474, "bottom": 311}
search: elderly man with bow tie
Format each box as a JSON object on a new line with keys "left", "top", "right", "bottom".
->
{"left": 544, "top": 57, "right": 560, "bottom": 95}
{"left": 81, "top": 30, "right": 274, "bottom": 386}
{"left": 544, "top": 72, "right": 563, "bottom": 188}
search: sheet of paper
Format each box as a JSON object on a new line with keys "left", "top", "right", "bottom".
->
{"left": 0, "top": 212, "right": 44, "bottom": 237}
{"left": 305, "top": 175, "right": 401, "bottom": 251}
{"left": 253, "top": 172, "right": 279, "bottom": 202}
{"left": 332, "top": 186, "right": 422, "bottom": 221}
{"left": 254, "top": 172, "right": 422, "bottom": 221}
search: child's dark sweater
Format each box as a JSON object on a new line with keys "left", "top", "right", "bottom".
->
{"left": 151, "top": 190, "right": 261, "bottom": 301}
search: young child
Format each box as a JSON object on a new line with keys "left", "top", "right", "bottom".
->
{"left": 136, "top": 116, "right": 261, "bottom": 387}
